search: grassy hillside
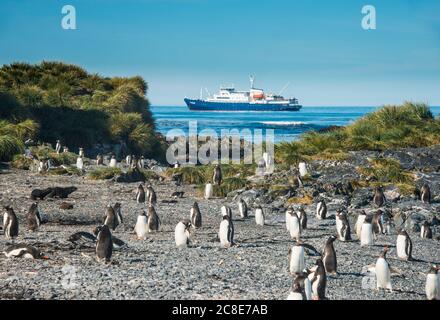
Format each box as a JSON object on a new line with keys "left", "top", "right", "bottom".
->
{"left": 0, "top": 61, "right": 166, "bottom": 161}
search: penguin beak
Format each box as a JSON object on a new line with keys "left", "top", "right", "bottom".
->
{"left": 41, "top": 255, "right": 50, "bottom": 260}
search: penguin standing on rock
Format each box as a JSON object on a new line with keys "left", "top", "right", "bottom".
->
{"left": 396, "top": 229, "right": 413, "bottom": 261}
{"left": 238, "top": 198, "right": 248, "bottom": 219}
{"left": 190, "top": 201, "right": 202, "bottom": 228}
{"left": 95, "top": 225, "right": 112, "bottom": 263}
{"left": 425, "top": 265, "right": 439, "bottom": 300}
{"left": 335, "top": 210, "right": 351, "bottom": 241}
{"left": 147, "top": 185, "right": 157, "bottom": 205}
{"left": 134, "top": 211, "right": 148, "bottom": 240}
{"left": 136, "top": 184, "right": 145, "bottom": 203}
{"left": 421, "top": 221, "right": 432, "bottom": 239}
{"left": 360, "top": 214, "right": 374, "bottom": 246}
{"left": 103, "top": 205, "right": 119, "bottom": 231}
{"left": 288, "top": 210, "right": 301, "bottom": 241}
{"left": 175, "top": 220, "right": 191, "bottom": 248}
{"left": 298, "top": 207, "right": 307, "bottom": 230}
{"left": 27, "top": 202, "right": 42, "bottom": 232}
{"left": 372, "top": 210, "right": 384, "bottom": 236}
{"left": 219, "top": 215, "right": 234, "bottom": 248}
{"left": 76, "top": 156, "right": 84, "bottom": 170}
{"left": 310, "top": 259, "right": 327, "bottom": 300}
{"left": 113, "top": 202, "right": 123, "bottom": 226}
{"left": 96, "top": 154, "right": 104, "bottom": 165}
{"left": 355, "top": 211, "right": 367, "bottom": 239}
{"left": 255, "top": 205, "right": 265, "bottom": 226}
{"left": 322, "top": 235, "right": 337, "bottom": 275}
{"left": 420, "top": 184, "right": 431, "bottom": 204}
{"left": 55, "top": 140, "right": 61, "bottom": 154}
{"left": 375, "top": 246, "right": 392, "bottom": 292}
{"left": 126, "top": 155, "right": 132, "bottom": 167}
{"left": 213, "top": 165, "right": 222, "bottom": 186}
{"left": 3, "top": 244, "right": 49, "bottom": 259}
{"left": 147, "top": 205, "right": 160, "bottom": 232}
{"left": 316, "top": 200, "right": 327, "bottom": 220}
{"left": 3, "top": 206, "right": 18, "bottom": 240}
{"left": 373, "top": 186, "right": 386, "bottom": 207}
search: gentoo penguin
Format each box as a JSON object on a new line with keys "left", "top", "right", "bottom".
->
{"left": 298, "top": 207, "right": 307, "bottom": 230}
{"left": 95, "top": 225, "right": 112, "bottom": 263}
{"left": 96, "top": 154, "right": 104, "bottom": 165}
{"left": 174, "top": 161, "right": 180, "bottom": 168}
{"left": 76, "top": 156, "right": 84, "bottom": 170}
{"left": 63, "top": 146, "right": 69, "bottom": 153}
{"left": 298, "top": 162, "right": 308, "bottom": 177}
{"left": 3, "top": 244, "right": 48, "bottom": 259}
{"left": 221, "top": 205, "right": 232, "bottom": 219}
{"left": 138, "top": 156, "right": 145, "bottom": 169}
{"left": 375, "top": 247, "right": 392, "bottom": 292}
{"left": 113, "top": 202, "right": 123, "bottom": 226}
{"left": 335, "top": 210, "right": 351, "bottom": 241}
{"left": 360, "top": 214, "right": 374, "bottom": 246}
{"left": 175, "top": 219, "right": 191, "bottom": 248}
{"left": 55, "top": 140, "right": 61, "bottom": 154}
{"left": 316, "top": 199, "right": 327, "bottom": 220}
{"left": 109, "top": 155, "right": 117, "bottom": 168}
{"left": 27, "top": 202, "right": 42, "bottom": 232}
{"left": 78, "top": 147, "right": 84, "bottom": 157}
{"left": 136, "top": 184, "right": 145, "bottom": 203}
{"left": 204, "top": 183, "right": 214, "bottom": 199}
{"left": 425, "top": 265, "right": 439, "bottom": 300}
{"left": 238, "top": 198, "right": 248, "bottom": 219}
{"left": 287, "top": 281, "right": 306, "bottom": 300}
{"left": 287, "top": 273, "right": 312, "bottom": 300}
{"left": 322, "top": 235, "right": 337, "bottom": 275}
{"left": 147, "top": 205, "right": 160, "bottom": 232}
{"left": 255, "top": 205, "right": 265, "bottom": 226}
{"left": 373, "top": 186, "right": 386, "bottom": 207}
{"left": 372, "top": 210, "right": 384, "bottom": 236}
{"left": 130, "top": 155, "right": 137, "bottom": 169}
{"left": 355, "top": 210, "right": 367, "bottom": 239}
{"left": 285, "top": 208, "right": 292, "bottom": 231}
{"left": 381, "top": 210, "right": 393, "bottom": 235}
{"left": 420, "top": 184, "right": 431, "bottom": 204}
{"left": 126, "top": 155, "right": 132, "bottom": 167}
{"left": 288, "top": 241, "right": 305, "bottom": 274}
{"left": 68, "top": 231, "right": 96, "bottom": 245}
{"left": 288, "top": 210, "right": 301, "bottom": 241}
{"left": 396, "top": 229, "right": 413, "bottom": 261}
{"left": 134, "top": 211, "right": 148, "bottom": 240}
{"left": 310, "top": 259, "right": 327, "bottom": 300}
{"left": 103, "top": 205, "right": 119, "bottom": 231}
{"left": 219, "top": 215, "right": 234, "bottom": 248}
{"left": 420, "top": 221, "right": 433, "bottom": 239}
{"left": 190, "top": 201, "right": 202, "bottom": 228}
{"left": 3, "top": 206, "right": 19, "bottom": 240}
{"left": 146, "top": 185, "right": 157, "bottom": 205}
{"left": 213, "top": 164, "right": 222, "bottom": 186}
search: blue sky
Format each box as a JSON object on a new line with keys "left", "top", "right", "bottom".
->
{"left": 1, "top": 0, "right": 439, "bottom": 106}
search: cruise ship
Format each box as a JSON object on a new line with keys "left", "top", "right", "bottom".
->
{"left": 184, "top": 76, "right": 302, "bottom": 112}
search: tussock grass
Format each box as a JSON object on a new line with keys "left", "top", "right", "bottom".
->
{"left": 88, "top": 167, "right": 121, "bottom": 180}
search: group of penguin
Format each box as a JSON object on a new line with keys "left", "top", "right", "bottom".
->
{"left": 2, "top": 159, "right": 439, "bottom": 300}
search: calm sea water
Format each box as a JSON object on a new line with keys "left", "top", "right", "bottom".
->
{"left": 151, "top": 106, "right": 440, "bottom": 143}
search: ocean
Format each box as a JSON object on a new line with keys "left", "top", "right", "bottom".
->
{"left": 151, "top": 106, "right": 440, "bottom": 143}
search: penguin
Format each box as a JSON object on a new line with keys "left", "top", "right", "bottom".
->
{"left": 3, "top": 206, "right": 19, "bottom": 240}
{"left": 381, "top": 210, "right": 393, "bottom": 235}
{"left": 109, "top": 155, "right": 117, "bottom": 168}
{"left": 285, "top": 208, "right": 292, "bottom": 231}
{"left": 174, "top": 161, "right": 180, "bottom": 168}
{"left": 255, "top": 205, "right": 265, "bottom": 226}
{"left": 354, "top": 211, "right": 367, "bottom": 239}
{"left": 310, "top": 258, "right": 327, "bottom": 300}
{"left": 373, "top": 186, "right": 386, "bottom": 207}
{"left": 27, "top": 202, "right": 42, "bottom": 232}
{"left": 147, "top": 205, "right": 160, "bottom": 232}
{"left": 213, "top": 164, "right": 222, "bottom": 186}
{"left": 288, "top": 241, "right": 305, "bottom": 274}
{"left": 221, "top": 205, "right": 232, "bottom": 219}
{"left": 219, "top": 215, "right": 234, "bottom": 248}
{"left": 147, "top": 185, "right": 157, "bottom": 205}
{"left": 420, "top": 221, "right": 433, "bottom": 239}
{"left": 190, "top": 201, "right": 202, "bottom": 228}
{"left": 298, "top": 207, "right": 307, "bottom": 230}
{"left": 372, "top": 210, "right": 384, "bottom": 236}
{"left": 396, "top": 229, "right": 413, "bottom": 261}
{"left": 375, "top": 246, "right": 392, "bottom": 292}
{"left": 78, "top": 147, "right": 84, "bottom": 157}
{"left": 3, "top": 244, "right": 49, "bottom": 259}
{"left": 134, "top": 211, "right": 148, "bottom": 240}
{"left": 316, "top": 199, "right": 327, "bottom": 220}
{"left": 63, "top": 146, "right": 69, "bottom": 153}
{"left": 55, "top": 140, "right": 61, "bottom": 154}
{"left": 76, "top": 156, "right": 84, "bottom": 170}
{"left": 138, "top": 156, "right": 145, "bottom": 170}
{"left": 298, "top": 162, "right": 308, "bottom": 177}
{"left": 113, "top": 202, "right": 123, "bottom": 226}
{"left": 204, "top": 183, "right": 214, "bottom": 199}
{"left": 96, "top": 154, "right": 104, "bottom": 165}
{"left": 288, "top": 210, "right": 301, "bottom": 241}
{"left": 238, "top": 198, "right": 248, "bottom": 219}
{"left": 322, "top": 236, "right": 337, "bottom": 275}
{"left": 126, "top": 155, "right": 132, "bottom": 167}
{"left": 420, "top": 184, "right": 431, "bottom": 204}
{"left": 287, "top": 273, "right": 312, "bottom": 300}
{"left": 112, "top": 236, "right": 127, "bottom": 250}
{"left": 425, "top": 265, "right": 439, "bottom": 300}
{"left": 175, "top": 219, "right": 191, "bottom": 248}
{"left": 95, "top": 225, "right": 112, "bottom": 263}
{"left": 360, "top": 214, "right": 374, "bottom": 246}
{"left": 103, "top": 205, "right": 119, "bottom": 231}
{"left": 171, "top": 191, "right": 184, "bottom": 199}
{"left": 335, "top": 210, "right": 351, "bottom": 241}
{"left": 130, "top": 155, "right": 138, "bottom": 170}
{"left": 286, "top": 281, "right": 305, "bottom": 300}
{"left": 68, "top": 231, "right": 96, "bottom": 245}
{"left": 136, "top": 184, "right": 145, "bottom": 203}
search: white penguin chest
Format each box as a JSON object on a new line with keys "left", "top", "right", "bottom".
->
{"left": 396, "top": 235, "right": 408, "bottom": 258}
{"left": 425, "top": 274, "right": 439, "bottom": 300}
{"left": 289, "top": 246, "right": 305, "bottom": 273}
{"left": 255, "top": 209, "right": 264, "bottom": 226}
{"left": 135, "top": 216, "right": 148, "bottom": 238}
{"left": 219, "top": 220, "right": 230, "bottom": 245}
{"left": 288, "top": 217, "right": 300, "bottom": 239}
{"left": 175, "top": 224, "right": 189, "bottom": 247}
{"left": 375, "top": 258, "right": 391, "bottom": 288}
{"left": 361, "top": 223, "right": 373, "bottom": 245}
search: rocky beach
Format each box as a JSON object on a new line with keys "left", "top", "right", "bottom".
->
{"left": 0, "top": 145, "right": 438, "bottom": 300}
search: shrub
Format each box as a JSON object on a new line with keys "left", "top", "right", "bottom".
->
{"left": 88, "top": 167, "right": 122, "bottom": 180}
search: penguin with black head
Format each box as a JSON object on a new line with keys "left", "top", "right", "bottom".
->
{"left": 335, "top": 209, "right": 351, "bottom": 241}
{"left": 27, "top": 202, "right": 42, "bottom": 232}
{"left": 136, "top": 184, "right": 145, "bottom": 203}
{"left": 322, "top": 235, "right": 337, "bottom": 275}
{"left": 3, "top": 206, "right": 19, "bottom": 240}
{"left": 147, "top": 204, "right": 160, "bottom": 232}
{"left": 420, "top": 184, "right": 431, "bottom": 204}
{"left": 190, "top": 201, "right": 202, "bottom": 228}
{"left": 95, "top": 225, "right": 112, "bottom": 263}
{"left": 373, "top": 186, "right": 386, "bottom": 207}
{"left": 421, "top": 221, "right": 432, "bottom": 239}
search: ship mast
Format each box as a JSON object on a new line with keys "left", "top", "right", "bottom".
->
{"left": 249, "top": 75, "right": 255, "bottom": 89}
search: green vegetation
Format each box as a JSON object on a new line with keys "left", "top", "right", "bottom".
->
{"left": 275, "top": 102, "right": 440, "bottom": 165}
{"left": 47, "top": 166, "right": 82, "bottom": 176}
{"left": 0, "top": 61, "right": 166, "bottom": 162}
{"left": 88, "top": 167, "right": 122, "bottom": 180}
